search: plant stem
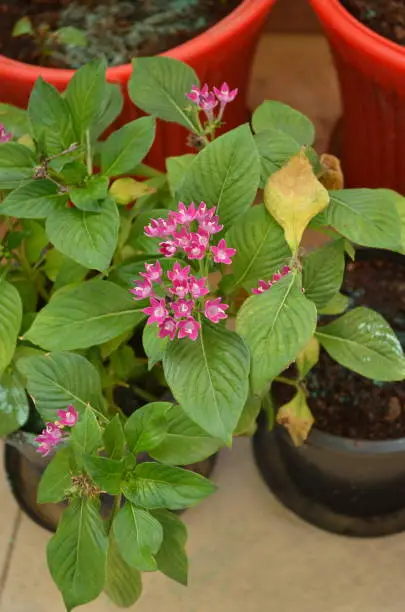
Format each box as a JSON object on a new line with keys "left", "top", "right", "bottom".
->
{"left": 85, "top": 130, "right": 93, "bottom": 175}
{"left": 274, "top": 375, "right": 299, "bottom": 388}
{"left": 131, "top": 385, "right": 158, "bottom": 403}
{"left": 108, "top": 492, "right": 122, "bottom": 530}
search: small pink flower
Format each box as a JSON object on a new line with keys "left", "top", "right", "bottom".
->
{"left": 199, "top": 215, "right": 223, "bottom": 235}
{"left": 158, "top": 317, "right": 178, "bottom": 340}
{"left": 171, "top": 299, "right": 195, "bottom": 319}
{"left": 57, "top": 406, "right": 79, "bottom": 427}
{"left": 211, "top": 239, "right": 236, "bottom": 265}
{"left": 169, "top": 280, "right": 190, "bottom": 299}
{"left": 195, "top": 201, "right": 208, "bottom": 221}
{"left": 280, "top": 265, "right": 291, "bottom": 276}
{"left": 145, "top": 217, "right": 176, "bottom": 238}
{"left": 167, "top": 262, "right": 190, "bottom": 283}
{"left": 35, "top": 423, "right": 63, "bottom": 456}
{"left": 184, "top": 238, "right": 207, "bottom": 260}
{"left": 140, "top": 260, "right": 162, "bottom": 283}
{"left": 173, "top": 228, "right": 192, "bottom": 249}
{"left": 213, "top": 82, "right": 238, "bottom": 105}
{"left": 186, "top": 84, "right": 209, "bottom": 108}
{"left": 272, "top": 272, "right": 282, "bottom": 282}
{"left": 178, "top": 317, "right": 201, "bottom": 341}
{"left": 143, "top": 297, "right": 168, "bottom": 324}
{"left": 173, "top": 202, "right": 196, "bottom": 225}
{"left": 130, "top": 279, "right": 154, "bottom": 300}
{"left": 0, "top": 124, "right": 12, "bottom": 144}
{"left": 252, "top": 280, "right": 271, "bottom": 295}
{"left": 189, "top": 275, "right": 209, "bottom": 299}
{"left": 159, "top": 241, "right": 177, "bottom": 257}
{"left": 200, "top": 92, "right": 218, "bottom": 117}
{"left": 204, "top": 298, "right": 229, "bottom": 323}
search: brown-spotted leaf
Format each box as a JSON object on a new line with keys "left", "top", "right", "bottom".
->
{"left": 319, "top": 153, "right": 344, "bottom": 191}
{"left": 264, "top": 150, "right": 330, "bottom": 253}
{"left": 276, "top": 388, "right": 314, "bottom": 446}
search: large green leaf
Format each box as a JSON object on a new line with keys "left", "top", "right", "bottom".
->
{"left": 0, "top": 142, "right": 35, "bottom": 189}
{"left": 164, "top": 319, "right": 250, "bottom": 441}
{"left": 101, "top": 117, "right": 156, "bottom": 177}
{"left": 0, "top": 371, "right": 29, "bottom": 436}
{"left": 113, "top": 502, "right": 163, "bottom": 571}
{"left": 124, "top": 402, "right": 171, "bottom": 453}
{"left": 45, "top": 197, "right": 119, "bottom": 271}
{"left": 177, "top": 125, "right": 260, "bottom": 231}
{"left": 16, "top": 352, "right": 104, "bottom": 421}
{"left": 225, "top": 204, "right": 291, "bottom": 293}
{"left": 302, "top": 240, "right": 345, "bottom": 309}
{"left": 315, "top": 307, "right": 405, "bottom": 381}
{"left": 90, "top": 83, "right": 124, "bottom": 141}
{"left": 25, "top": 280, "right": 145, "bottom": 351}
{"left": 37, "top": 447, "right": 73, "bottom": 504}
{"left": 71, "top": 407, "right": 103, "bottom": 468}
{"left": 252, "top": 100, "right": 315, "bottom": 146}
{"left": 84, "top": 455, "right": 124, "bottom": 494}
{"left": 0, "top": 180, "right": 67, "bottom": 218}
{"left": 142, "top": 323, "right": 169, "bottom": 370}
{"left": 166, "top": 154, "right": 195, "bottom": 196}
{"left": 318, "top": 189, "right": 403, "bottom": 251}
{"left": 28, "top": 78, "right": 75, "bottom": 155}
{"left": 0, "top": 103, "right": 30, "bottom": 138}
{"left": 0, "top": 280, "right": 22, "bottom": 374}
{"left": 150, "top": 404, "right": 221, "bottom": 465}
{"left": 152, "top": 509, "right": 188, "bottom": 586}
{"left": 122, "top": 462, "right": 217, "bottom": 510}
{"left": 104, "top": 536, "right": 142, "bottom": 608}
{"left": 65, "top": 58, "right": 107, "bottom": 138}
{"left": 47, "top": 498, "right": 107, "bottom": 611}
{"left": 237, "top": 272, "right": 317, "bottom": 395}
{"left": 128, "top": 57, "right": 199, "bottom": 131}
{"left": 103, "top": 414, "right": 125, "bottom": 460}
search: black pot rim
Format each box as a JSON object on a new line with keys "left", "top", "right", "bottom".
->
{"left": 306, "top": 426, "right": 405, "bottom": 455}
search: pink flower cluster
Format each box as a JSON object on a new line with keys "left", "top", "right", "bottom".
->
{"left": 252, "top": 266, "right": 292, "bottom": 295}
{"left": 35, "top": 406, "right": 79, "bottom": 456}
{"left": 130, "top": 202, "right": 235, "bottom": 342}
{"left": 0, "top": 124, "right": 11, "bottom": 144}
{"left": 186, "top": 82, "right": 238, "bottom": 122}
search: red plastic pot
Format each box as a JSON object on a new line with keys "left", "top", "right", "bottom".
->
{"left": 0, "top": 0, "right": 275, "bottom": 170}
{"left": 310, "top": 0, "right": 405, "bottom": 192}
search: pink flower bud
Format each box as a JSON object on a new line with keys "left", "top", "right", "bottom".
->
{"left": 130, "top": 279, "right": 154, "bottom": 300}
{"left": 0, "top": 124, "right": 12, "bottom": 143}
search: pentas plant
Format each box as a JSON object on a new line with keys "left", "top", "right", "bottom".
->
{"left": 1, "top": 55, "right": 405, "bottom": 611}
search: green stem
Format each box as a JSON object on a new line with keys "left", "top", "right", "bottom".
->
{"left": 108, "top": 492, "right": 122, "bottom": 530}
{"left": 131, "top": 385, "right": 158, "bottom": 403}
{"left": 85, "top": 130, "right": 93, "bottom": 175}
{"left": 274, "top": 376, "right": 299, "bottom": 388}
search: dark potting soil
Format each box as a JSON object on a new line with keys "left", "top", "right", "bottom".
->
{"left": 307, "top": 256, "right": 405, "bottom": 440}
{"left": 0, "top": 0, "right": 240, "bottom": 68}
{"left": 341, "top": 0, "right": 405, "bottom": 46}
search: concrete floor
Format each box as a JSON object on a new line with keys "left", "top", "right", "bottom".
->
{"left": 2, "top": 30, "right": 398, "bottom": 612}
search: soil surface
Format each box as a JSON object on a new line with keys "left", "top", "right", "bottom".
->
{"left": 342, "top": 0, "right": 405, "bottom": 46}
{"left": 0, "top": 0, "right": 240, "bottom": 68}
{"left": 309, "top": 254, "right": 405, "bottom": 440}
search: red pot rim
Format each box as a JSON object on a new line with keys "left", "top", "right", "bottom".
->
{"left": 0, "top": 0, "right": 275, "bottom": 85}
{"left": 309, "top": 0, "right": 405, "bottom": 71}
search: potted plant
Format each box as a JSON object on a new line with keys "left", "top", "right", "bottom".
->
{"left": 309, "top": 0, "right": 405, "bottom": 193}
{"left": 0, "top": 0, "right": 276, "bottom": 170}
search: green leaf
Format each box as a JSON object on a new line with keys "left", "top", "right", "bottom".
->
{"left": 252, "top": 100, "right": 315, "bottom": 146}
{"left": 104, "top": 536, "right": 142, "bottom": 608}
{"left": 69, "top": 176, "right": 109, "bottom": 212}
{"left": 84, "top": 455, "right": 124, "bottom": 494}
{"left": 318, "top": 292, "right": 350, "bottom": 316}
{"left": 302, "top": 240, "right": 345, "bottom": 309}
{"left": 16, "top": 352, "right": 104, "bottom": 422}
{"left": 225, "top": 204, "right": 291, "bottom": 293}
{"left": 71, "top": 407, "right": 102, "bottom": 468}
{"left": 0, "top": 280, "right": 22, "bottom": 374}
{"left": 0, "top": 180, "right": 67, "bottom": 218}
{"left": 25, "top": 280, "right": 145, "bottom": 351}
{"left": 56, "top": 26, "right": 87, "bottom": 47}
{"left": 0, "top": 371, "right": 29, "bottom": 436}
{"left": 177, "top": 125, "right": 260, "bottom": 231}
{"left": 65, "top": 58, "right": 107, "bottom": 139}
{"left": 110, "top": 345, "right": 145, "bottom": 380}
{"left": 113, "top": 502, "right": 163, "bottom": 571}
{"left": 125, "top": 402, "right": 171, "bottom": 453}
{"left": 12, "top": 16, "right": 34, "bottom": 37}
{"left": 90, "top": 83, "right": 124, "bottom": 141}
{"left": 47, "top": 498, "right": 107, "bottom": 611}
{"left": 122, "top": 462, "right": 217, "bottom": 510}
{"left": 150, "top": 404, "right": 221, "bottom": 465}
{"left": 103, "top": 415, "right": 125, "bottom": 460}
{"left": 0, "top": 104, "right": 30, "bottom": 138}
{"left": 0, "top": 142, "right": 35, "bottom": 189}
{"left": 151, "top": 509, "right": 188, "bottom": 586}
{"left": 142, "top": 323, "right": 168, "bottom": 369}
{"left": 46, "top": 197, "right": 119, "bottom": 271}
{"left": 166, "top": 154, "right": 195, "bottom": 196}
{"left": 101, "top": 117, "right": 156, "bottom": 177}
{"left": 53, "top": 255, "right": 88, "bottom": 292}
{"left": 237, "top": 273, "right": 317, "bottom": 396}
{"left": 233, "top": 394, "right": 262, "bottom": 436}
{"left": 28, "top": 78, "right": 75, "bottom": 156}
{"left": 164, "top": 319, "right": 250, "bottom": 441}
{"left": 316, "top": 307, "right": 405, "bottom": 381}
{"left": 129, "top": 57, "right": 199, "bottom": 131}
{"left": 296, "top": 337, "right": 320, "bottom": 379}
{"left": 318, "top": 189, "right": 403, "bottom": 251}
{"left": 23, "top": 219, "right": 48, "bottom": 263}
{"left": 37, "top": 447, "right": 73, "bottom": 504}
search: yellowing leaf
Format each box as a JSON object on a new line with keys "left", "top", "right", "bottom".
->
{"left": 296, "top": 336, "right": 320, "bottom": 379}
{"left": 264, "top": 151, "right": 329, "bottom": 253}
{"left": 109, "top": 178, "right": 155, "bottom": 205}
{"left": 319, "top": 153, "right": 344, "bottom": 190}
{"left": 276, "top": 388, "right": 314, "bottom": 446}
{"left": 17, "top": 134, "right": 35, "bottom": 152}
